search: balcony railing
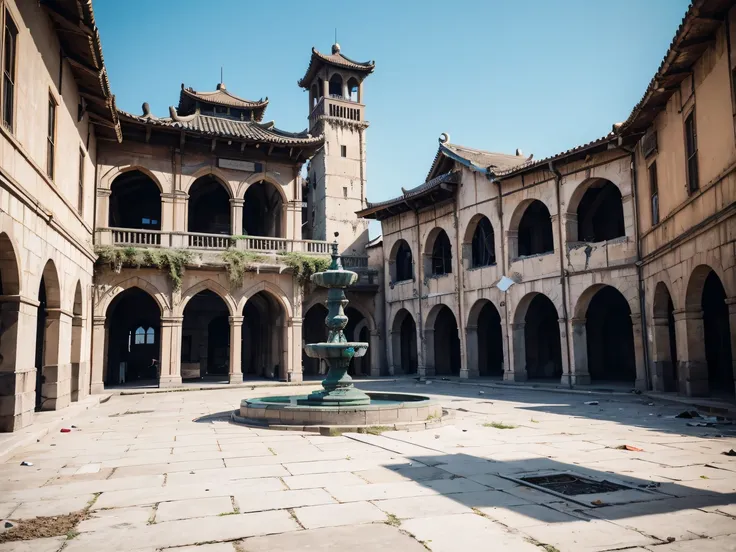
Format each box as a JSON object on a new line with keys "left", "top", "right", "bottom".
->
{"left": 96, "top": 228, "right": 331, "bottom": 255}
{"left": 309, "top": 96, "right": 364, "bottom": 128}
{"left": 342, "top": 254, "right": 369, "bottom": 269}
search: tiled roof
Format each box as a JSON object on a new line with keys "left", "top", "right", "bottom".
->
{"left": 43, "top": 0, "right": 121, "bottom": 142}
{"left": 357, "top": 172, "right": 460, "bottom": 220}
{"left": 427, "top": 142, "right": 528, "bottom": 180}
{"left": 619, "top": 0, "right": 733, "bottom": 135}
{"left": 179, "top": 85, "right": 268, "bottom": 109}
{"left": 118, "top": 109, "right": 323, "bottom": 146}
{"left": 298, "top": 45, "right": 375, "bottom": 89}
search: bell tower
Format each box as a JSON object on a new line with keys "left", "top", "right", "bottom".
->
{"left": 299, "top": 43, "right": 375, "bottom": 254}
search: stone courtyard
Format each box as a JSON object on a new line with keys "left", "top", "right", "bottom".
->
{"left": 0, "top": 381, "right": 735, "bottom": 551}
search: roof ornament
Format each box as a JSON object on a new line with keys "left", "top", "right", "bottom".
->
{"left": 332, "top": 42, "right": 341, "bottom": 54}
{"left": 439, "top": 132, "right": 450, "bottom": 144}
{"left": 515, "top": 148, "right": 523, "bottom": 156}
{"left": 142, "top": 102, "right": 151, "bottom": 116}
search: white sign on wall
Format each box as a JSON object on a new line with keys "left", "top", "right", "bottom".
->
{"left": 218, "top": 158, "right": 256, "bottom": 172}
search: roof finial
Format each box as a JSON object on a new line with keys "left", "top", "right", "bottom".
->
{"left": 218, "top": 67, "right": 225, "bottom": 90}
{"left": 439, "top": 132, "right": 450, "bottom": 144}
{"left": 332, "top": 29, "right": 341, "bottom": 55}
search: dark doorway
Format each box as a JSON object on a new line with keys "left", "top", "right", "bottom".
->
{"left": 518, "top": 200, "right": 553, "bottom": 257}
{"left": 34, "top": 277, "right": 47, "bottom": 410}
{"left": 109, "top": 170, "right": 161, "bottom": 230}
{"left": 434, "top": 306, "right": 460, "bottom": 376}
{"left": 188, "top": 176, "right": 231, "bottom": 235}
{"left": 243, "top": 182, "right": 283, "bottom": 237}
{"left": 524, "top": 294, "right": 562, "bottom": 379}
{"left": 576, "top": 180, "right": 625, "bottom": 242}
{"left": 344, "top": 306, "right": 369, "bottom": 377}
{"left": 399, "top": 312, "right": 418, "bottom": 375}
{"left": 667, "top": 294, "right": 678, "bottom": 391}
{"left": 106, "top": 288, "right": 160, "bottom": 386}
{"left": 242, "top": 291, "right": 285, "bottom": 379}
{"left": 302, "top": 304, "right": 328, "bottom": 377}
{"left": 585, "top": 286, "right": 636, "bottom": 383}
{"left": 702, "top": 271, "right": 734, "bottom": 396}
{"left": 477, "top": 302, "right": 503, "bottom": 376}
{"left": 181, "top": 290, "right": 230, "bottom": 379}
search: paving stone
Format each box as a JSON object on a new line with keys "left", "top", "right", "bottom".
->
{"left": 520, "top": 518, "right": 659, "bottom": 551}
{"left": 74, "top": 463, "right": 101, "bottom": 475}
{"left": 77, "top": 506, "right": 152, "bottom": 532}
{"left": 326, "top": 480, "right": 437, "bottom": 502}
{"left": 156, "top": 496, "right": 234, "bottom": 523}
{"left": 235, "top": 489, "right": 336, "bottom": 513}
{"left": 11, "top": 495, "right": 93, "bottom": 519}
{"left": 0, "top": 504, "right": 18, "bottom": 518}
{"left": 373, "top": 494, "right": 473, "bottom": 518}
{"left": 241, "top": 523, "right": 427, "bottom": 551}
{"left": 293, "top": 501, "right": 386, "bottom": 529}
{"left": 479, "top": 503, "right": 585, "bottom": 527}
{"left": 0, "top": 536, "right": 66, "bottom": 552}
{"left": 166, "top": 544, "right": 235, "bottom": 552}
{"left": 282, "top": 472, "right": 366, "bottom": 490}
{"left": 646, "top": 535, "right": 736, "bottom": 551}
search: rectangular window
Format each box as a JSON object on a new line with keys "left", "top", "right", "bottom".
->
{"left": 47, "top": 95, "right": 56, "bottom": 179}
{"left": 2, "top": 11, "right": 18, "bottom": 131}
{"left": 78, "top": 149, "right": 85, "bottom": 215}
{"left": 341, "top": 145, "right": 347, "bottom": 157}
{"left": 649, "top": 161, "right": 659, "bottom": 225}
{"left": 684, "top": 111, "right": 698, "bottom": 193}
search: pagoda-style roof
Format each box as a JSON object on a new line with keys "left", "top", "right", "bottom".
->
{"left": 357, "top": 172, "right": 461, "bottom": 220}
{"left": 40, "top": 0, "right": 121, "bottom": 142}
{"left": 178, "top": 83, "right": 269, "bottom": 122}
{"left": 298, "top": 44, "right": 375, "bottom": 89}
{"left": 427, "top": 140, "right": 528, "bottom": 182}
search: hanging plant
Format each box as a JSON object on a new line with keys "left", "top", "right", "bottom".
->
{"left": 221, "top": 249, "right": 265, "bottom": 285}
{"left": 94, "top": 246, "right": 195, "bottom": 291}
{"left": 277, "top": 252, "right": 330, "bottom": 287}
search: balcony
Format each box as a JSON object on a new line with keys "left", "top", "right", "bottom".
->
{"left": 309, "top": 96, "right": 365, "bottom": 129}
{"left": 96, "top": 228, "right": 331, "bottom": 255}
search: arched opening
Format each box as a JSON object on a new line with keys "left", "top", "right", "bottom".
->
{"left": 702, "top": 271, "right": 734, "bottom": 396}
{"left": 397, "top": 311, "right": 418, "bottom": 375}
{"left": 470, "top": 216, "right": 495, "bottom": 268}
{"left": 524, "top": 294, "right": 562, "bottom": 380}
{"left": 310, "top": 84, "right": 319, "bottom": 108}
{"left": 345, "top": 307, "right": 369, "bottom": 377}
{"left": 390, "top": 239, "right": 413, "bottom": 283}
{"left": 575, "top": 180, "right": 625, "bottom": 242}
{"left": 347, "top": 77, "right": 359, "bottom": 101}
{"left": 34, "top": 278, "right": 47, "bottom": 410}
{"left": 35, "top": 261, "right": 61, "bottom": 410}
{"left": 242, "top": 181, "right": 283, "bottom": 237}
{"left": 0, "top": 233, "right": 21, "bottom": 428}
{"left": 517, "top": 200, "right": 553, "bottom": 257}
{"left": 302, "top": 303, "right": 328, "bottom": 377}
{"left": 433, "top": 306, "right": 460, "bottom": 376}
{"left": 181, "top": 290, "right": 231, "bottom": 380}
{"left": 70, "top": 281, "right": 84, "bottom": 402}
{"left": 105, "top": 287, "right": 160, "bottom": 387}
{"left": 474, "top": 301, "right": 503, "bottom": 377}
{"left": 329, "top": 74, "right": 343, "bottom": 97}
{"left": 242, "top": 291, "right": 286, "bottom": 380}
{"left": 428, "top": 229, "right": 452, "bottom": 276}
{"left": 584, "top": 286, "right": 636, "bottom": 383}
{"left": 109, "top": 170, "right": 161, "bottom": 230}
{"left": 188, "top": 175, "right": 231, "bottom": 235}
{"left": 653, "top": 282, "right": 678, "bottom": 392}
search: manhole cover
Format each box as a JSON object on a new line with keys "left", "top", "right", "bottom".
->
{"left": 520, "top": 474, "right": 627, "bottom": 495}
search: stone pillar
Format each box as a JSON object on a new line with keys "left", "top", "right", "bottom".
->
{"left": 507, "top": 230, "right": 519, "bottom": 261}
{"left": 161, "top": 193, "right": 176, "bottom": 233}
{"left": 0, "top": 295, "right": 40, "bottom": 431}
{"left": 466, "top": 324, "right": 479, "bottom": 378}
{"left": 229, "top": 316, "right": 243, "bottom": 384}
{"left": 173, "top": 192, "right": 188, "bottom": 234}
{"left": 231, "top": 199, "right": 244, "bottom": 236}
{"left": 387, "top": 329, "right": 397, "bottom": 376}
{"left": 342, "top": 81, "right": 349, "bottom": 99}
{"left": 550, "top": 214, "right": 561, "bottom": 252}
{"left": 285, "top": 203, "right": 298, "bottom": 240}
{"left": 507, "top": 322, "right": 527, "bottom": 381}
{"left": 674, "top": 309, "right": 708, "bottom": 396}
{"left": 323, "top": 79, "right": 329, "bottom": 97}
{"left": 630, "top": 314, "right": 647, "bottom": 391}
{"left": 96, "top": 188, "right": 111, "bottom": 228}
{"left": 70, "top": 316, "right": 87, "bottom": 402}
{"left": 369, "top": 328, "right": 381, "bottom": 377}
{"left": 357, "top": 82, "right": 364, "bottom": 103}
{"left": 90, "top": 316, "right": 106, "bottom": 394}
{"left": 563, "top": 213, "right": 579, "bottom": 242}
{"left": 650, "top": 316, "right": 673, "bottom": 392}
{"left": 159, "top": 316, "right": 183, "bottom": 388}
{"left": 287, "top": 318, "right": 303, "bottom": 383}
{"left": 727, "top": 298, "right": 736, "bottom": 392}
{"left": 40, "top": 309, "right": 73, "bottom": 411}
{"left": 423, "top": 328, "right": 435, "bottom": 377}
{"left": 566, "top": 318, "right": 590, "bottom": 386}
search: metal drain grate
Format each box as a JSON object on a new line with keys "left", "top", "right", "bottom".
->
{"left": 520, "top": 474, "right": 628, "bottom": 496}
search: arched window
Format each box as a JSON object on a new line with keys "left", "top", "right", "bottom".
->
{"left": 393, "top": 240, "right": 413, "bottom": 282}
{"left": 109, "top": 170, "right": 161, "bottom": 230}
{"left": 145, "top": 327, "right": 155, "bottom": 345}
{"left": 471, "top": 217, "right": 495, "bottom": 268}
{"left": 518, "top": 200, "right": 553, "bottom": 257}
{"left": 575, "top": 180, "right": 625, "bottom": 242}
{"left": 431, "top": 231, "right": 452, "bottom": 275}
{"left": 329, "top": 74, "right": 343, "bottom": 97}
{"left": 347, "top": 78, "right": 359, "bottom": 102}
{"left": 134, "top": 327, "right": 145, "bottom": 345}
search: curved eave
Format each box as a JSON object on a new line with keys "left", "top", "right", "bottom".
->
{"left": 298, "top": 47, "right": 375, "bottom": 89}
{"left": 357, "top": 172, "right": 460, "bottom": 220}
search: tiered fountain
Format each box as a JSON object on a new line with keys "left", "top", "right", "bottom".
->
{"left": 234, "top": 234, "right": 444, "bottom": 433}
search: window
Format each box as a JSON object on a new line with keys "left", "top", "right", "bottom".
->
{"left": 47, "top": 95, "right": 56, "bottom": 179}
{"left": 134, "top": 327, "right": 145, "bottom": 345}
{"left": 394, "top": 241, "right": 413, "bottom": 281}
{"left": 471, "top": 217, "right": 496, "bottom": 268}
{"left": 145, "top": 327, "right": 155, "bottom": 345}
{"left": 685, "top": 111, "right": 698, "bottom": 193}
{"left": 2, "top": 10, "right": 17, "bottom": 131}
{"left": 341, "top": 145, "right": 347, "bottom": 157}
{"left": 343, "top": 187, "right": 348, "bottom": 198}
{"left": 78, "top": 149, "right": 85, "bottom": 215}
{"left": 649, "top": 162, "right": 659, "bottom": 225}
{"left": 431, "top": 230, "right": 452, "bottom": 276}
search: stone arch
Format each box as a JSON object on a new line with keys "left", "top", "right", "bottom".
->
{"left": 35, "top": 260, "right": 63, "bottom": 411}
{"left": 177, "top": 279, "right": 236, "bottom": 317}
{"left": 467, "top": 299, "right": 503, "bottom": 377}
{"left": 651, "top": 281, "right": 679, "bottom": 392}
{"left": 685, "top": 264, "right": 726, "bottom": 311}
{"left": 0, "top": 233, "right": 22, "bottom": 427}
{"left": 389, "top": 238, "right": 414, "bottom": 282}
{"left": 97, "top": 276, "right": 170, "bottom": 317}
{"left": 238, "top": 172, "right": 288, "bottom": 204}
{"left": 186, "top": 167, "right": 234, "bottom": 197}
{"left": 242, "top": 289, "right": 289, "bottom": 380}
{"left": 567, "top": 177, "right": 625, "bottom": 243}
{"left": 508, "top": 199, "right": 554, "bottom": 259}
{"left": 391, "top": 308, "right": 418, "bottom": 375}
{"left": 463, "top": 214, "right": 496, "bottom": 269}
{"left": 100, "top": 165, "right": 165, "bottom": 193}
{"left": 187, "top": 173, "right": 232, "bottom": 235}
{"left": 328, "top": 72, "right": 344, "bottom": 96}
{"left": 70, "top": 281, "right": 84, "bottom": 402}
{"left": 0, "top": 232, "right": 21, "bottom": 295}
{"left": 347, "top": 77, "right": 359, "bottom": 101}
{"left": 424, "top": 227, "right": 452, "bottom": 276}
{"left": 242, "top": 179, "right": 285, "bottom": 238}
{"left": 425, "top": 303, "right": 460, "bottom": 376}
{"left": 109, "top": 169, "right": 162, "bottom": 231}
{"left": 237, "top": 281, "right": 293, "bottom": 319}
{"left": 512, "top": 292, "right": 562, "bottom": 381}
{"left": 39, "top": 260, "right": 61, "bottom": 309}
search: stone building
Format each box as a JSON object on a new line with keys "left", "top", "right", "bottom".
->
{"left": 359, "top": 0, "right": 736, "bottom": 399}
{"left": 0, "top": 0, "right": 120, "bottom": 431}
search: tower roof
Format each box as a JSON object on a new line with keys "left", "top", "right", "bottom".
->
{"left": 298, "top": 45, "right": 375, "bottom": 89}
{"left": 178, "top": 83, "right": 269, "bottom": 121}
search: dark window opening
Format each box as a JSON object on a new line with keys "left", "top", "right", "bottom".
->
{"left": 702, "top": 271, "right": 734, "bottom": 397}
{"left": 2, "top": 11, "right": 17, "bottom": 131}
{"left": 471, "top": 217, "right": 496, "bottom": 268}
{"left": 347, "top": 77, "right": 359, "bottom": 102}
{"left": 181, "top": 290, "right": 230, "bottom": 379}
{"left": 685, "top": 111, "right": 699, "bottom": 193}
{"left": 189, "top": 175, "right": 231, "bottom": 235}
{"left": 394, "top": 240, "right": 413, "bottom": 282}
{"left": 524, "top": 294, "right": 562, "bottom": 379}
{"left": 477, "top": 302, "right": 503, "bottom": 377}
{"left": 434, "top": 306, "right": 460, "bottom": 376}
{"left": 586, "top": 286, "right": 636, "bottom": 383}
{"left": 341, "top": 145, "right": 347, "bottom": 157}
{"left": 109, "top": 170, "right": 162, "bottom": 230}
{"left": 78, "top": 149, "right": 85, "bottom": 216}
{"left": 303, "top": 304, "right": 328, "bottom": 377}
{"left": 431, "top": 230, "right": 452, "bottom": 275}
{"left": 242, "top": 291, "right": 285, "bottom": 379}
{"left": 47, "top": 95, "right": 56, "bottom": 180}
{"left": 399, "top": 313, "right": 417, "bottom": 375}
{"left": 518, "top": 200, "right": 553, "bottom": 256}
{"left": 649, "top": 162, "right": 659, "bottom": 225}
{"left": 329, "top": 74, "right": 343, "bottom": 97}
{"left": 34, "top": 278, "right": 47, "bottom": 410}
{"left": 243, "top": 181, "right": 283, "bottom": 237}
{"left": 576, "top": 181, "right": 625, "bottom": 242}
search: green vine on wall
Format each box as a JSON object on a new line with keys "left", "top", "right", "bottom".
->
{"left": 221, "top": 249, "right": 265, "bottom": 285}
{"left": 95, "top": 246, "right": 195, "bottom": 291}
{"left": 277, "top": 252, "right": 330, "bottom": 286}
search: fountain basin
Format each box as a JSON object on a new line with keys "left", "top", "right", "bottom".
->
{"left": 312, "top": 270, "right": 357, "bottom": 288}
{"left": 233, "top": 392, "right": 445, "bottom": 433}
{"left": 304, "top": 342, "right": 368, "bottom": 359}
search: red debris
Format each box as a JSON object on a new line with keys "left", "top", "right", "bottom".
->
{"left": 60, "top": 428, "right": 71, "bottom": 433}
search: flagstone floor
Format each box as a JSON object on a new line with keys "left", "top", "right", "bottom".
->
{"left": 1, "top": 380, "right": 735, "bottom": 552}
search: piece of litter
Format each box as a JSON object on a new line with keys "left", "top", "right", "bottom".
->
{"left": 20, "top": 461, "right": 33, "bottom": 466}
{"left": 60, "top": 428, "right": 71, "bottom": 433}
{"left": 616, "top": 444, "right": 643, "bottom": 452}
{"left": 425, "top": 381, "right": 432, "bottom": 385}
{"left": 478, "top": 391, "right": 484, "bottom": 395}
{"left": 676, "top": 410, "right": 700, "bottom": 419}
{"left": 71, "top": 425, "right": 77, "bottom": 429}
{"left": 722, "top": 449, "right": 736, "bottom": 457}
{"left": 584, "top": 401, "right": 599, "bottom": 406}
{"left": 591, "top": 499, "right": 604, "bottom": 506}
{"left": 647, "top": 403, "right": 654, "bottom": 406}
{"left": 667, "top": 537, "right": 676, "bottom": 543}
{"left": 434, "top": 435, "right": 440, "bottom": 439}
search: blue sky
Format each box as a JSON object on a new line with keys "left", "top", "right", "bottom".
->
{"left": 95, "top": 0, "right": 688, "bottom": 210}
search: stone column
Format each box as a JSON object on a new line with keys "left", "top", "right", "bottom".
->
{"left": 70, "top": 316, "right": 86, "bottom": 402}
{"left": 173, "top": 192, "right": 188, "bottom": 234}
{"left": 96, "top": 188, "right": 111, "bottom": 228}
{"left": 550, "top": 214, "right": 561, "bottom": 252}
{"left": 0, "top": 295, "right": 40, "bottom": 431}
{"left": 229, "top": 316, "right": 243, "bottom": 384}
{"left": 507, "top": 322, "right": 527, "bottom": 381}
{"left": 369, "top": 328, "right": 381, "bottom": 377}
{"left": 727, "top": 298, "right": 736, "bottom": 392}
{"left": 650, "top": 316, "right": 673, "bottom": 392}
{"left": 423, "top": 328, "right": 435, "bottom": 377}
{"left": 465, "top": 324, "right": 479, "bottom": 378}
{"left": 90, "top": 316, "right": 106, "bottom": 394}
{"left": 159, "top": 316, "right": 183, "bottom": 388}
{"left": 506, "top": 230, "right": 519, "bottom": 261}
{"left": 674, "top": 309, "right": 708, "bottom": 396}
{"left": 161, "top": 193, "right": 176, "bottom": 233}
{"left": 231, "top": 199, "right": 244, "bottom": 236}
{"left": 563, "top": 213, "right": 579, "bottom": 242}
{"left": 630, "top": 314, "right": 647, "bottom": 391}
{"left": 567, "top": 318, "right": 590, "bottom": 385}
{"left": 358, "top": 81, "right": 364, "bottom": 103}
{"left": 41, "top": 308, "right": 73, "bottom": 411}
{"left": 323, "top": 79, "right": 329, "bottom": 97}
{"left": 342, "top": 80, "right": 349, "bottom": 99}
{"left": 287, "top": 318, "right": 303, "bottom": 383}
{"left": 387, "top": 329, "right": 397, "bottom": 376}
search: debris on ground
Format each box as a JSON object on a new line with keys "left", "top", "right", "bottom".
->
{"left": 676, "top": 410, "right": 701, "bottom": 419}
{"left": 1, "top": 521, "right": 15, "bottom": 533}
{"left": 591, "top": 499, "right": 604, "bottom": 506}
{"left": 0, "top": 511, "right": 85, "bottom": 543}
{"left": 60, "top": 428, "right": 71, "bottom": 433}
{"left": 584, "top": 401, "right": 599, "bottom": 406}
{"left": 19, "top": 461, "right": 32, "bottom": 467}
{"left": 638, "top": 482, "right": 660, "bottom": 489}
{"left": 425, "top": 381, "right": 432, "bottom": 385}
{"left": 478, "top": 391, "right": 484, "bottom": 395}
{"left": 616, "top": 445, "right": 644, "bottom": 452}
{"left": 70, "top": 425, "right": 77, "bottom": 429}
{"left": 723, "top": 449, "right": 736, "bottom": 457}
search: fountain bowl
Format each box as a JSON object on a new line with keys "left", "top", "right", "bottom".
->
{"left": 304, "top": 342, "right": 368, "bottom": 359}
